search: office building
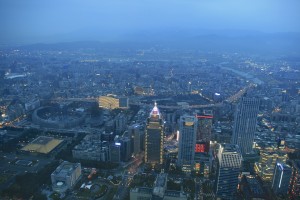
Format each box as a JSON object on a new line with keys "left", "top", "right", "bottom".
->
{"left": 196, "top": 110, "right": 213, "bottom": 146}
{"left": 272, "top": 162, "right": 292, "bottom": 196}
{"left": 101, "top": 131, "right": 115, "bottom": 142}
{"left": 120, "top": 136, "right": 132, "bottom": 162}
{"left": 129, "top": 124, "right": 143, "bottom": 154}
{"left": 254, "top": 149, "right": 287, "bottom": 181}
{"left": 239, "top": 175, "right": 265, "bottom": 200}
{"left": 72, "top": 134, "right": 109, "bottom": 162}
{"left": 289, "top": 160, "right": 300, "bottom": 199}
{"left": 145, "top": 102, "right": 164, "bottom": 165}
{"left": 110, "top": 142, "right": 121, "bottom": 163}
{"left": 51, "top": 161, "right": 81, "bottom": 193}
{"left": 177, "top": 115, "right": 197, "bottom": 172}
{"left": 231, "top": 97, "right": 260, "bottom": 155}
{"left": 215, "top": 144, "right": 242, "bottom": 200}
{"left": 194, "top": 148, "right": 211, "bottom": 177}
{"left": 153, "top": 173, "right": 168, "bottom": 198}
{"left": 115, "top": 113, "right": 127, "bottom": 135}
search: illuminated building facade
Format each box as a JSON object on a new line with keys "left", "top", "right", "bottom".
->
{"left": 21, "top": 136, "right": 64, "bottom": 155}
{"left": 271, "top": 162, "right": 292, "bottom": 196}
{"left": 99, "top": 95, "right": 128, "bottom": 109}
{"left": 214, "top": 144, "right": 242, "bottom": 200}
{"left": 254, "top": 150, "right": 287, "bottom": 181}
{"left": 196, "top": 112, "right": 213, "bottom": 142}
{"left": 288, "top": 160, "right": 300, "bottom": 199}
{"left": 177, "top": 115, "right": 197, "bottom": 172}
{"left": 231, "top": 97, "right": 260, "bottom": 155}
{"left": 195, "top": 141, "right": 207, "bottom": 153}
{"left": 145, "top": 103, "right": 164, "bottom": 165}
{"left": 194, "top": 149, "right": 211, "bottom": 177}
{"left": 196, "top": 112, "right": 213, "bottom": 153}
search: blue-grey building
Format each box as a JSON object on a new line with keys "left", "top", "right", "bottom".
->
{"left": 177, "top": 115, "right": 197, "bottom": 173}
{"left": 271, "top": 162, "right": 292, "bottom": 196}
{"left": 231, "top": 97, "right": 260, "bottom": 155}
{"left": 215, "top": 144, "right": 242, "bottom": 200}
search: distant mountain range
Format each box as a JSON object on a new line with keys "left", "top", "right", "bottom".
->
{"left": 1, "top": 30, "right": 300, "bottom": 54}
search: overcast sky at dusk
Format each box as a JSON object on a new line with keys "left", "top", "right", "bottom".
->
{"left": 1, "top": 0, "right": 300, "bottom": 44}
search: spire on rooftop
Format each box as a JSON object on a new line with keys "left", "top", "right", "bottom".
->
{"left": 150, "top": 101, "right": 161, "bottom": 118}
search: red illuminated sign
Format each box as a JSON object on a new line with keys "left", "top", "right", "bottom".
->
{"left": 196, "top": 115, "right": 213, "bottom": 119}
{"left": 195, "top": 143, "right": 205, "bottom": 153}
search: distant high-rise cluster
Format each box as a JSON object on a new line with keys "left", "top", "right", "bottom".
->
{"left": 145, "top": 103, "right": 164, "bottom": 165}
{"left": 231, "top": 97, "right": 260, "bottom": 155}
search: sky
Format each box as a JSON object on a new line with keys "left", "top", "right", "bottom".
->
{"left": 0, "top": 0, "right": 300, "bottom": 44}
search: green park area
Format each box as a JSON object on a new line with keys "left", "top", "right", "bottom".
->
{"left": 0, "top": 174, "right": 11, "bottom": 185}
{"left": 77, "top": 184, "right": 108, "bottom": 199}
{"left": 130, "top": 173, "right": 156, "bottom": 188}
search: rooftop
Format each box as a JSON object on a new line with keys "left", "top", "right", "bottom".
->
{"left": 52, "top": 161, "right": 80, "bottom": 177}
{"left": 165, "top": 190, "right": 187, "bottom": 198}
{"left": 150, "top": 102, "right": 161, "bottom": 119}
{"left": 131, "top": 187, "right": 152, "bottom": 195}
{"left": 244, "top": 175, "right": 264, "bottom": 196}
{"left": 21, "top": 136, "right": 63, "bottom": 154}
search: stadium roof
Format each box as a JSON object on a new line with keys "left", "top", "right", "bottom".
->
{"left": 21, "top": 136, "right": 63, "bottom": 154}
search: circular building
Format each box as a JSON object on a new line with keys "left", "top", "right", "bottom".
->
{"left": 32, "top": 104, "right": 86, "bottom": 129}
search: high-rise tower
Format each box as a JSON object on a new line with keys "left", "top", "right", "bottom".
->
{"left": 231, "top": 97, "right": 260, "bottom": 155}
{"left": 145, "top": 102, "right": 164, "bottom": 165}
{"left": 272, "top": 162, "right": 292, "bottom": 196}
{"left": 196, "top": 110, "right": 213, "bottom": 152}
{"left": 177, "top": 115, "right": 197, "bottom": 172}
{"left": 215, "top": 144, "right": 242, "bottom": 200}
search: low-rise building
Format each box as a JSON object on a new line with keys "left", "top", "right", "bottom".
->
{"left": 72, "top": 134, "right": 109, "bottom": 162}
{"left": 239, "top": 175, "right": 266, "bottom": 200}
{"left": 51, "top": 161, "right": 82, "bottom": 193}
{"left": 130, "top": 173, "right": 187, "bottom": 200}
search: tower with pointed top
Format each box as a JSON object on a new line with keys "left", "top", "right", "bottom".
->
{"left": 145, "top": 102, "right": 164, "bottom": 165}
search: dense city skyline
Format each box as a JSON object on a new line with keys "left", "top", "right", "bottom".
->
{"left": 0, "top": 1, "right": 300, "bottom": 200}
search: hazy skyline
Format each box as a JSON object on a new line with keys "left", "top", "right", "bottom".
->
{"left": 1, "top": 0, "right": 300, "bottom": 44}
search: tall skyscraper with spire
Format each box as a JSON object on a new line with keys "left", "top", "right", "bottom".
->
{"left": 231, "top": 97, "right": 260, "bottom": 155}
{"left": 145, "top": 102, "right": 164, "bottom": 165}
{"left": 177, "top": 115, "right": 197, "bottom": 172}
